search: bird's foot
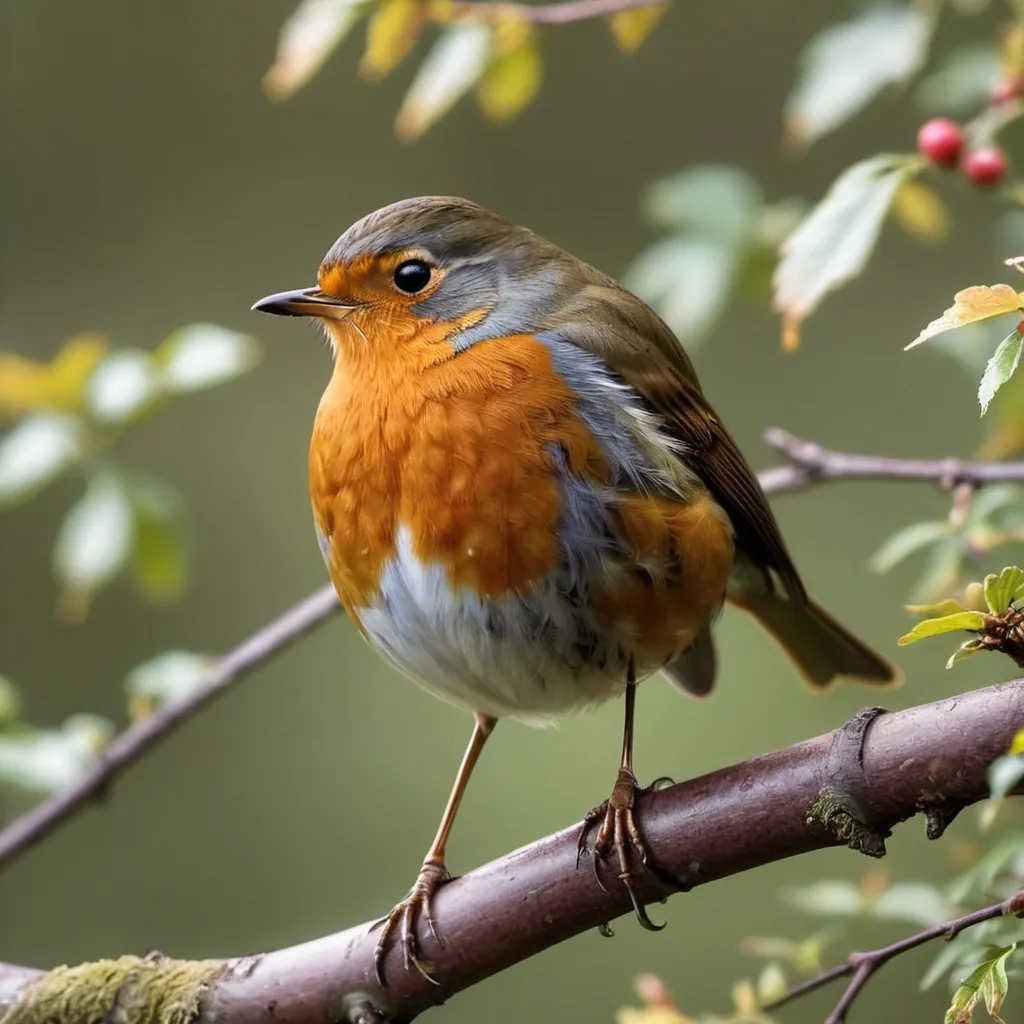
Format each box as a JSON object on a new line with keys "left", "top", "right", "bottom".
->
{"left": 371, "top": 858, "right": 449, "bottom": 987}
{"left": 577, "top": 768, "right": 685, "bottom": 931}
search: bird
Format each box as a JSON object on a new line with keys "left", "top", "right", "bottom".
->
{"left": 252, "top": 195, "right": 899, "bottom": 986}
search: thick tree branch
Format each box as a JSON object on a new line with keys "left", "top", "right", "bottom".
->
{"left": 765, "top": 890, "right": 1024, "bottom": 1023}
{"left": 0, "top": 584, "right": 340, "bottom": 873}
{"left": 1, "top": 681, "right": 1023, "bottom": 1023}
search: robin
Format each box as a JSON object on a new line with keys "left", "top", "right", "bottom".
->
{"left": 253, "top": 196, "right": 898, "bottom": 985}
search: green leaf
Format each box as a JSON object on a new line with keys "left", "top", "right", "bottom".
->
{"left": 0, "top": 414, "right": 80, "bottom": 509}
{"left": 157, "top": 324, "right": 259, "bottom": 394}
{"left": 907, "top": 597, "right": 968, "bottom": 617}
{"left": 898, "top": 610, "right": 986, "bottom": 646}
{"left": 786, "top": 5, "right": 933, "bottom": 147}
{"left": 125, "top": 474, "right": 189, "bottom": 602}
{"left": 945, "top": 944, "right": 1015, "bottom": 1024}
{"left": 990, "top": 756, "right": 1024, "bottom": 801}
{"left": 608, "top": 3, "right": 668, "bottom": 54}
{"left": 784, "top": 880, "right": 864, "bottom": 916}
{"left": 0, "top": 714, "right": 113, "bottom": 794}
{"left": 984, "top": 567, "right": 1024, "bottom": 613}
{"left": 916, "top": 43, "right": 1000, "bottom": 115}
{"left": 0, "top": 675, "right": 21, "bottom": 727}
{"left": 980, "top": 329, "right": 1024, "bottom": 416}
{"left": 85, "top": 348, "right": 160, "bottom": 424}
{"left": 624, "top": 237, "right": 739, "bottom": 346}
{"left": 773, "top": 155, "right": 916, "bottom": 351}
{"left": 644, "top": 165, "right": 762, "bottom": 243}
{"left": 395, "top": 21, "right": 491, "bottom": 140}
{"left": 870, "top": 520, "right": 951, "bottom": 573}
{"left": 53, "top": 472, "right": 134, "bottom": 615}
{"left": 263, "top": 0, "right": 368, "bottom": 100}
{"left": 125, "top": 651, "right": 212, "bottom": 718}
{"left": 948, "top": 639, "right": 984, "bottom": 669}
{"left": 755, "top": 962, "right": 787, "bottom": 1005}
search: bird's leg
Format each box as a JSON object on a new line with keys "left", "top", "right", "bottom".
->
{"left": 372, "top": 712, "right": 496, "bottom": 987}
{"left": 577, "top": 662, "right": 680, "bottom": 930}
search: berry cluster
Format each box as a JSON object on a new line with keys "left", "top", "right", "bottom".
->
{"left": 916, "top": 77, "right": 1018, "bottom": 187}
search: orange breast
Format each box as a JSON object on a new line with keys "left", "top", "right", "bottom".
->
{"left": 309, "top": 327, "right": 607, "bottom": 615}
{"left": 310, "top": 318, "right": 734, "bottom": 669}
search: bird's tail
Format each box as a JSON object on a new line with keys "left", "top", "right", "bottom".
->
{"left": 728, "top": 587, "right": 900, "bottom": 689}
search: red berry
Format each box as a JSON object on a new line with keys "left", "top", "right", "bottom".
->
{"left": 962, "top": 146, "right": 1008, "bottom": 186}
{"left": 991, "top": 78, "right": 1024, "bottom": 105}
{"left": 917, "top": 118, "right": 964, "bottom": 166}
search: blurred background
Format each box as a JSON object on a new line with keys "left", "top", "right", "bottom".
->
{"left": 1, "top": 1, "right": 1018, "bottom": 1020}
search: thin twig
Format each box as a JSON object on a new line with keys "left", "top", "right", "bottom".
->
{"left": 444, "top": 0, "right": 665, "bottom": 25}
{"left": 761, "top": 428, "right": 1024, "bottom": 494}
{"left": 765, "top": 891, "right": 1024, "bottom": 1023}
{"left": 0, "top": 584, "right": 341, "bottom": 872}
{"left": 1, "top": 680, "right": 1022, "bottom": 1022}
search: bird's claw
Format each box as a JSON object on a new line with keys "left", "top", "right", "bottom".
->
{"left": 371, "top": 859, "right": 449, "bottom": 987}
{"left": 577, "top": 768, "right": 687, "bottom": 931}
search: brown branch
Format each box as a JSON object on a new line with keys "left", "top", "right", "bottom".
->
{"left": 0, "top": 584, "right": 342, "bottom": 873}
{"left": 2, "top": 680, "right": 1023, "bottom": 1023}
{"left": 760, "top": 428, "right": 1024, "bottom": 495}
{"left": 443, "top": 0, "right": 665, "bottom": 26}
{"left": 765, "top": 891, "right": 1024, "bottom": 1023}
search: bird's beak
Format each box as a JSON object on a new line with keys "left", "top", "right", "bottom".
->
{"left": 251, "top": 287, "right": 356, "bottom": 320}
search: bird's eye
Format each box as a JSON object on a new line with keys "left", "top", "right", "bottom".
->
{"left": 393, "top": 259, "right": 433, "bottom": 294}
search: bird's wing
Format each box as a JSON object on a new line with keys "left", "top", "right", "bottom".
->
{"left": 545, "top": 282, "right": 806, "bottom": 603}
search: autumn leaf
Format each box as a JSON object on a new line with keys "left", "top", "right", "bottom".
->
{"left": 609, "top": 3, "right": 668, "bottom": 55}
{"left": 892, "top": 179, "right": 951, "bottom": 242}
{"left": 906, "top": 285, "right": 1024, "bottom": 350}
{"left": 477, "top": 20, "right": 542, "bottom": 122}
{"left": 359, "top": 0, "right": 426, "bottom": 80}
{"left": 0, "top": 333, "right": 108, "bottom": 416}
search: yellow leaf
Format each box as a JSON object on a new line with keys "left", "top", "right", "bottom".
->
{"left": 732, "top": 979, "right": 759, "bottom": 1016}
{"left": 617, "top": 1011, "right": 691, "bottom": 1024}
{"left": 476, "top": 38, "right": 542, "bottom": 122}
{"left": 0, "top": 333, "right": 108, "bottom": 415}
{"left": 1002, "top": 24, "right": 1024, "bottom": 80}
{"left": 264, "top": 0, "right": 366, "bottom": 101}
{"left": 609, "top": 3, "right": 668, "bottom": 54}
{"left": 906, "top": 284, "right": 1024, "bottom": 350}
{"left": 1011, "top": 727, "right": 1024, "bottom": 755}
{"left": 359, "top": 0, "right": 426, "bottom": 81}
{"left": 892, "top": 179, "right": 951, "bottom": 243}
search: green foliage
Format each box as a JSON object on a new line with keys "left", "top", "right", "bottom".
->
{"left": 944, "top": 944, "right": 1015, "bottom": 1024}
{"left": 0, "top": 325, "right": 258, "bottom": 618}
{"left": 626, "top": 166, "right": 801, "bottom": 346}
{"left": 872, "top": 495, "right": 1024, "bottom": 604}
